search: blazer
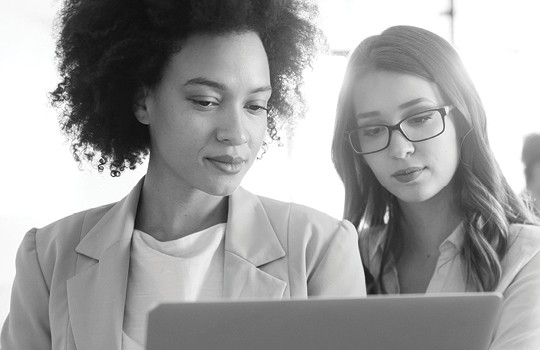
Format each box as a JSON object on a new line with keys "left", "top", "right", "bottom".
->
{"left": 1, "top": 179, "right": 366, "bottom": 350}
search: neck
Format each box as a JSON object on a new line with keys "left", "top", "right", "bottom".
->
{"left": 396, "top": 186, "right": 462, "bottom": 257}
{"left": 134, "top": 173, "right": 228, "bottom": 242}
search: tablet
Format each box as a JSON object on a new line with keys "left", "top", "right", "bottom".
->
{"left": 146, "top": 293, "right": 502, "bottom": 350}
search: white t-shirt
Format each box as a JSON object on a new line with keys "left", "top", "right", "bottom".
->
{"left": 122, "top": 224, "right": 226, "bottom": 349}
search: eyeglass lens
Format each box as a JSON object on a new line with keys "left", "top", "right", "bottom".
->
{"left": 349, "top": 109, "right": 445, "bottom": 154}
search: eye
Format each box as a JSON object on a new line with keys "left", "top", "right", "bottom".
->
{"left": 360, "top": 125, "right": 387, "bottom": 137}
{"left": 188, "top": 98, "right": 219, "bottom": 110}
{"left": 406, "top": 111, "right": 436, "bottom": 126}
{"left": 244, "top": 103, "right": 269, "bottom": 116}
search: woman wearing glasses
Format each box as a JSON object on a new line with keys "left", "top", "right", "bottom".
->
{"left": 331, "top": 25, "right": 540, "bottom": 349}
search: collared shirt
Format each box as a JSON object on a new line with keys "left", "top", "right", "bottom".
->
{"left": 359, "top": 223, "right": 540, "bottom": 350}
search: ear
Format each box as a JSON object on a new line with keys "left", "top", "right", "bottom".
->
{"left": 132, "top": 86, "right": 151, "bottom": 125}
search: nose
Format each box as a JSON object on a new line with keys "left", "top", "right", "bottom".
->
{"left": 216, "top": 107, "right": 248, "bottom": 146}
{"left": 387, "top": 129, "right": 414, "bottom": 158}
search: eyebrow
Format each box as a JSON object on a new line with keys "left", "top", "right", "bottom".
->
{"left": 184, "top": 77, "right": 272, "bottom": 94}
{"left": 398, "top": 97, "right": 433, "bottom": 109}
{"left": 184, "top": 78, "right": 226, "bottom": 91}
{"left": 355, "top": 97, "right": 435, "bottom": 119}
{"left": 355, "top": 111, "right": 381, "bottom": 119}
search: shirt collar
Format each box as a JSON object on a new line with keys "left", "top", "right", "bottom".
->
{"left": 439, "top": 222, "right": 465, "bottom": 252}
{"left": 361, "top": 221, "right": 465, "bottom": 275}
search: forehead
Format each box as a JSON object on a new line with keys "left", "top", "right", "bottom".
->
{"left": 351, "top": 70, "right": 443, "bottom": 114}
{"left": 160, "top": 31, "right": 270, "bottom": 90}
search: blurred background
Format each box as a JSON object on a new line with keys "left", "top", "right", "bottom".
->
{"left": 1, "top": 0, "right": 539, "bottom": 322}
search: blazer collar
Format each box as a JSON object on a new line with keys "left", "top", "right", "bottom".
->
{"left": 225, "top": 186, "right": 286, "bottom": 266}
{"left": 75, "top": 177, "right": 143, "bottom": 259}
{"left": 223, "top": 187, "right": 287, "bottom": 299}
{"left": 67, "top": 178, "right": 143, "bottom": 350}
{"left": 75, "top": 180, "right": 285, "bottom": 265}
{"left": 67, "top": 180, "right": 287, "bottom": 349}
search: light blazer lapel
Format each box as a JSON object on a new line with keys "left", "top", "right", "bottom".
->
{"left": 66, "top": 178, "right": 143, "bottom": 350}
{"left": 223, "top": 187, "right": 287, "bottom": 299}
{"left": 67, "top": 182, "right": 285, "bottom": 348}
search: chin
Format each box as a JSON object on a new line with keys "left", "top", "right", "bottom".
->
{"left": 201, "top": 180, "right": 243, "bottom": 197}
{"left": 392, "top": 188, "right": 438, "bottom": 204}
{"left": 212, "top": 187, "right": 240, "bottom": 197}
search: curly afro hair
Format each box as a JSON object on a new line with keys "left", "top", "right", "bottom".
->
{"left": 51, "top": 0, "right": 323, "bottom": 176}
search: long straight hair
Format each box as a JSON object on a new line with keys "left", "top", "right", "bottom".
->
{"left": 331, "top": 25, "right": 538, "bottom": 293}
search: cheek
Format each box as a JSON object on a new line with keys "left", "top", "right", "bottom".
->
{"left": 427, "top": 134, "right": 460, "bottom": 180}
{"left": 363, "top": 156, "right": 386, "bottom": 182}
{"left": 250, "top": 118, "right": 268, "bottom": 145}
{"left": 439, "top": 125, "right": 460, "bottom": 160}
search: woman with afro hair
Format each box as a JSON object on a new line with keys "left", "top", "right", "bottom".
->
{"left": 1, "top": 0, "right": 366, "bottom": 349}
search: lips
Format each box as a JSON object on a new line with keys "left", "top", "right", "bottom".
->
{"left": 206, "top": 155, "right": 247, "bottom": 175}
{"left": 392, "top": 167, "right": 425, "bottom": 183}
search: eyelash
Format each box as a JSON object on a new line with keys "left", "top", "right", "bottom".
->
{"left": 189, "top": 99, "right": 219, "bottom": 109}
{"left": 188, "top": 99, "right": 269, "bottom": 115}
{"left": 244, "top": 104, "right": 270, "bottom": 115}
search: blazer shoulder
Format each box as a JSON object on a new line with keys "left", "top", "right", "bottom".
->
{"left": 510, "top": 223, "right": 540, "bottom": 238}
{"left": 508, "top": 223, "right": 540, "bottom": 257}
{"left": 38, "top": 202, "right": 114, "bottom": 240}
{"left": 257, "top": 194, "right": 340, "bottom": 223}
{"left": 13, "top": 202, "right": 116, "bottom": 290}
{"left": 256, "top": 194, "right": 355, "bottom": 240}
{"left": 32, "top": 202, "right": 115, "bottom": 261}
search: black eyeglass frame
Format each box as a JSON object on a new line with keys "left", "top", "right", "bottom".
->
{"left": 346, "top": 105, "right": 453, "bottom": 155}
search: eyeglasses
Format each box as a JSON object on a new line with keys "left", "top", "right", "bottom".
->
{"left": 346, "top": 105, "right": 452, "bottom": 155}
